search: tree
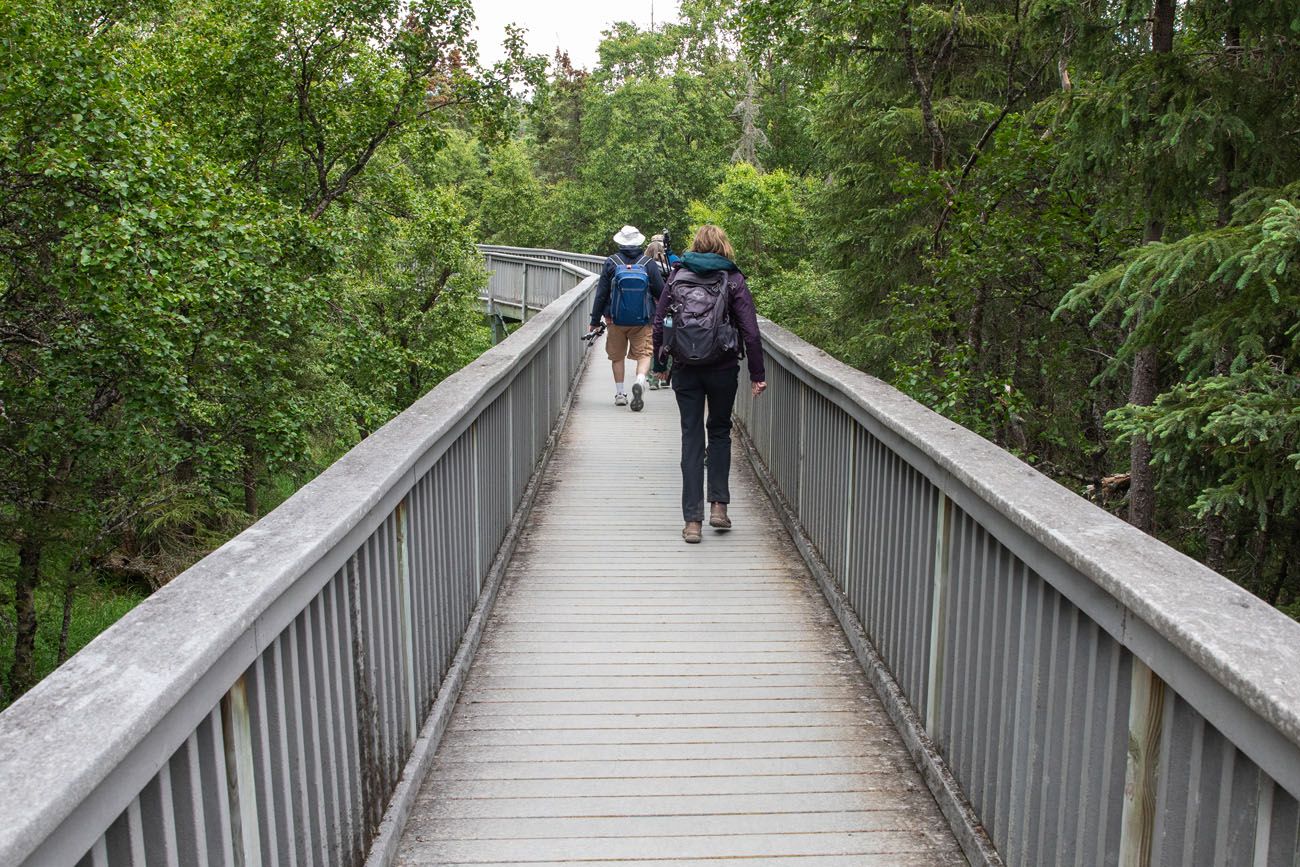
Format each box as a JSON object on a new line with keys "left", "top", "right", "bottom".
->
{"left": 688, "top": 162, "right": 808, "bottom": 279}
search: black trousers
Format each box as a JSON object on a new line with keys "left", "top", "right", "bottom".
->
{"left": 672, "top": 365, "right": 740, "bottom": 522}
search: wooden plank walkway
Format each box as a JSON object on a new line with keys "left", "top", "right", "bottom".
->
{"left": 394, "top": 346, "right": 968, "bottom": 865}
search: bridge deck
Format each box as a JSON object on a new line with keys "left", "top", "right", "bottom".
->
{"left": 394, "top": 345, "right": 967, "bottom": 865}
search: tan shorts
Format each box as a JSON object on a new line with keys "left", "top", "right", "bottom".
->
{"left": 606, "top": 324, "right": 653, "bottom": 362}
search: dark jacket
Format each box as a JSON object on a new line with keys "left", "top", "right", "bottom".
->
{"left": 652, "top": 255, "right": 766, "bottom": 382}
{"left": 590, "top": 246, "right": 665, "bottom": 327}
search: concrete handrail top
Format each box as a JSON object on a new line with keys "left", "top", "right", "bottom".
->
{"left": 757, "top": 317, "right": 1300, "bottom": 753}
{"left": 0, "top": 275, "right": 597, "bottom": 866}
{"left": 478, "top": 245, "right": 604, "bottom": 273}
{"left": 481, "top": 251, "right": 594, "bottom": 277}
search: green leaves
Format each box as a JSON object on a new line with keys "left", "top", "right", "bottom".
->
{"left": 2, "top": 0, "right": 512, "bottom": 697}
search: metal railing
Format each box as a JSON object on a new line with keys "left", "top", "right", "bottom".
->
{"left": 479, "top": 246, "right": 604, "bottom": 321}
{"left": 0, "top": 259, "right": 598, "bottom": 867}
{"left": 736, "top": 318, "right": 1300, "bottom": 866}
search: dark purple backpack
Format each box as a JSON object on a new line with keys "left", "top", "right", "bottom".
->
{"left": 663, "top": 267, "right": 740, "bottom": 365}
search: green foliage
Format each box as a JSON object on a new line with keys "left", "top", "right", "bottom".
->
{"left": 688, "top": 162, "right": 810, "bottom": 279}
{"left": 479, "top": 142, "right": 548, "bottom": 247}
{"left": 731, "top": 0, "right": 1300, "bottom": 613}
{"left": 527, "top": 17, "right": 743, "bottom": 253}
{"left": 1, "top": 0, "right": 527, "bottom": 699}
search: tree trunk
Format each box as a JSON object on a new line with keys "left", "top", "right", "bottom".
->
{"left": 1205, "top": 133, "right": 1236, "bottom": 572}
{"left": 1205, "top": 512, "right": 1228, "bottom": 574}
{"left": 58, "top": 571, "right": 76, "bottom": 665}
{"left": 1151, "top": 0, "right": 1175, "bottom": 53}
{"left": 1128, "top": 340, "right": 1160, "bottom": 534}
{"left": 899, "top": 3, "right": 946, "bottom": 173}
{"left": 10, "top": 533, "right": 42, "bottom": 698}
{"left": 243, "top": 457, "right": 259, "bottom": 518}
{"left": 1127, "top": 0, "right": 1176, "bottom": 535}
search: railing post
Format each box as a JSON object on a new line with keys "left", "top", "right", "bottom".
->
{"left": 842, "top": 425, "right": 855, "bottom": 591}
{"left": 522, "top": 263, "right": 530, "bottom": 322}
{"left": 221, "top": 677, "right": 262, "bottom": 867}
{"left": 925, "top": 492, "right": 953, "bottom": 735}
{"left": 1119, "top": 659, "right": 1166, "bottom": 867}
{"left": 472, "top": 421, "right": 483, "bottom": 590}
{"left": 395, "top": 499, "right": 417, "bottom": 744}
{"left": 1253, "top": 779, "right": 1275, "bottom": 867}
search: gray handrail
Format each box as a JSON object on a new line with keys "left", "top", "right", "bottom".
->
{"left": 736, "top": 317, "right": 1300, "bottom": 865}
{"left": 478, "top": 244, "right": 605, "bottom": 272}
{"left": 479, "top": 249, "right": 595, "bottom": 318}
{"left": 0, "top": 262, "right": 598, "bottom": 867}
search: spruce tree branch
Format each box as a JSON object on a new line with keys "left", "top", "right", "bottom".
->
{"left": 930, "top": 49, "right": 1056, "bottom": 248}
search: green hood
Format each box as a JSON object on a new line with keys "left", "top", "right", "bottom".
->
{"left": 682, "top": 251, "right": 736, "bottom": 274}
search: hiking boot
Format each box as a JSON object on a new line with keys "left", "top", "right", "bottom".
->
{"left": 614, "top": 392, "right": 628, "bottom": 407}
{"left": 709, "top": 502, "right": 732, "bottom": 530}
{"left": 630, "top": 382, "right": 644, "bottom": 412}
{"left": 682, "top": 521, "right": 703, "bottom": 544}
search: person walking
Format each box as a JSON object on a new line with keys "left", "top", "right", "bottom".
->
{"left": 588, "top": 225, "right": 664, "bottom": 411}
{"left": 645, "top": 235, "right": 673, "bottom": 390}
{"left": 653, "top": 224, "right": 766, "bottom": 543}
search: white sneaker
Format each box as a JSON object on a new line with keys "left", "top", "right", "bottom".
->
{"left": 630, "top": 383, "right": 644, "bottom": 412}
{"left": 614, "top": 393, "right": 628, "bottom": 407}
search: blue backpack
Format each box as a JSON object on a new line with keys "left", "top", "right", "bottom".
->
{"left": 609, "top": 255, "right": 653, "bottom": 326}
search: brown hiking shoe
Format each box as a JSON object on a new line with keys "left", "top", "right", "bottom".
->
{"left": 682, "top": 521, "right": 703, "bottom": 543}
{"left": 709, "top": 502, "right": 731, "bottom": 530}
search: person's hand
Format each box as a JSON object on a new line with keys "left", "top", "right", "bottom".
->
{"left": 752, "top": 381, "right": 767, "bottom": 397}
{"left": 588, "top": 323, "right": 599, "bottom": 333}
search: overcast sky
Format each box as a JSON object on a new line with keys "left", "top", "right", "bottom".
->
{"left": 473, "top": 0, "right": 679, "bottom": 71}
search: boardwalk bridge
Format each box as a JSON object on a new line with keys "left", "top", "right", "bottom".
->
{"left": 2, "top": 247, "right": 1298, "bottom": 867}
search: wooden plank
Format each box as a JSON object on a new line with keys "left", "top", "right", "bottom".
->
{"left": 435, "top": 726, "right": 872, "bottom": 747}
{"left": 452, "top": 698, "right": 870, "bottom": 715}
{"left": 408, "top": 771, "right": 919, "bottom": 800}
{"left": 458, "top": 686, "right": 871, "bottom": 702}
{"left": 405, "top": 810, "right": 937, "bottom": 839}
{"left": 415, "top": 791, "right": 932, "bottom": 819}
{"left": 426, "top": 857, "right": 965, "bottom": 867}
{"left": 461, "top": 674, "right": 858, "bottom": 689}
{"left": 427, "top": 756, "right": 917, "bottom": 782}
{"left": 392, "top": 353, "right": 967, "bottom": 865}
{"left": 398, "top": 831, "right": 960, "bottom": 861}
{"left": 433, "top": 740, "right": 898, "bottom": 763}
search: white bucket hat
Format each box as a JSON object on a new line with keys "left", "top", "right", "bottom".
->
{"left": 612, "top": 225, "right": 645, "bottom": 246}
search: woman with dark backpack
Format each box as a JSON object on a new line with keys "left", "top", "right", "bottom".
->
{"left": 652, "top": 225, "right": 767, "bottom": 544}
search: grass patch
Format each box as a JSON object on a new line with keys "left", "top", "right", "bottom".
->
{"left": 1, "top": 574, "right": 146, "bottom": 710}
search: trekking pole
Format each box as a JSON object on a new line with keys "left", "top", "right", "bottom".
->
{"left": 581, "top": 322, "right": 607, "bottom": 345}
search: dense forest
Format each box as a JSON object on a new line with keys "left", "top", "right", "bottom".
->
{"left": 2, "top": 0, "right": 1298, "bottom": 704}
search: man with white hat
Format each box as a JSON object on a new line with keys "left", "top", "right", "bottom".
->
{"left": 588, "top": 225, "right": 664, "bottom": 410}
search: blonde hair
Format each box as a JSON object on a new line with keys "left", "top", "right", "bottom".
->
{"left": 690, "top": 224, "right": 735, "bottom": 261}
{"left": 645, "top": 240, "right": 668, "bottom": 269}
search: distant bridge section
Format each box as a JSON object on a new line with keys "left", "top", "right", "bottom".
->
{"left": 478, "top": 246, "right": 604, "bottom": 322}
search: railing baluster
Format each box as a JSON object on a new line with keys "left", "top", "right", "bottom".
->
{"left": 1119, "top": 660, "right": 1167, "bottom": 867}
{"left": 222, "top": 677, "right": 263, "bottom": 867}
{"left": 926, "top": 492, "right": 952, "bottom": 736}
{"left": 395, "top": 500, "right": 418, "bottom": 746}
